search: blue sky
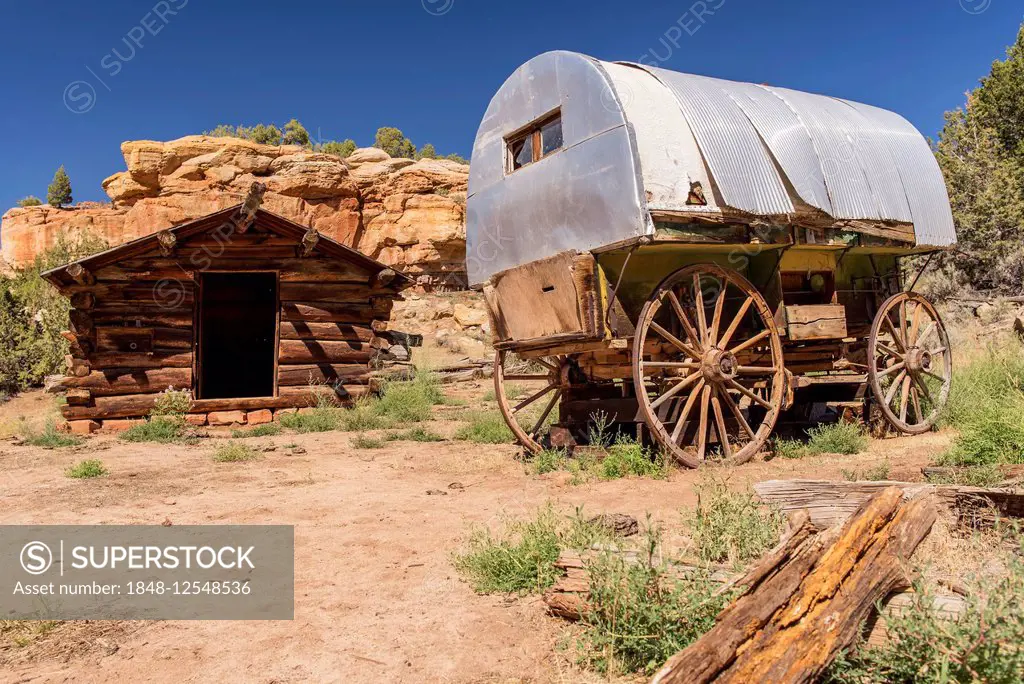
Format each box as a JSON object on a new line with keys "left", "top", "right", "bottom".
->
{"left": 0, "top": 0, "right": 1021, "bottom": 212}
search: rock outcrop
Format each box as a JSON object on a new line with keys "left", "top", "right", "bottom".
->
{"left": 2, "top": 136, "right": 468, "bottom": 287}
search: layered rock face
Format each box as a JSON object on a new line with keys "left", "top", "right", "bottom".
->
{"left": 1, "top": 136, "right": 468, "bottom": 287}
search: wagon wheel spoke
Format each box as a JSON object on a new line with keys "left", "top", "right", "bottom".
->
{"left": 884, "top": 369, "right": 907, "bottom": 405}
{"left": 718, "top": 296, "right": 754, "bottom": 351}
{"left": 876, "top": 342, "right": 903, "bottom": 360}
{"left": 718, "top": 386, "right": 756, "bottom": 440}
{"left": 695, "top": 384, "right": 712, "bottom": 460}
{"left": 710, "top": 393, "right": 732, "bottom": 459}
{"left": 650, "top": 371, "right": 702, "bottom": 411}
{"left": 729, "top": 328, "right": 770, "bottom": 356}
{"left": 724, "top": 377, "right": 772, "bottom": 410}
{"left": 692, "top": 274, "right": 709, "bottom": 345}
{"left": 530, "top": 389, "right": 562, "bottom": 437}
{"left": 666, "top": 290, "right": 704, "bottom": 351}
{"left": 881, "top": 316, "right": 907, "bottom": 353}
{"left": 649, "top": 321, "right": 701, "bottom": 360}
{"left": 709, "top": 288, "right": 727, "bottom": 348}
{"left": 877, "top": 361, "right": 905, "bottom": 378}
{"left": 503, "top": 373, "right": 552, "bottom": 381}
{"left": 671, "top": 379, "right": 706, "bottom": 444}
{"left": 909, "top": 301, "right": 923, "bottom": 345}
{"left": 898, "top": 374, "right": 912, "bottom": 424}
{"left": 536, "top": 358, "right": 560, "bottom": 373}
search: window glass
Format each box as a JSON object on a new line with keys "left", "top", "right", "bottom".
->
{"left": 541, "top": 118, "right": 563, "bottom": 157}
{"left": 511, "top": 137, "right": 533, "bottom": 170}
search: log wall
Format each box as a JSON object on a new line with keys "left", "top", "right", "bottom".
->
{"left": 56, "top": 225, "right": 402, "bottom": 429}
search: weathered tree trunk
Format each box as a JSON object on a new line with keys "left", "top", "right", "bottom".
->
{"left": 651, "top": 488, "right": 937, "bottom": 684}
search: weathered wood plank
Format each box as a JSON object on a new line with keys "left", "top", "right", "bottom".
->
{"left": 279, "top": 321, "right": 374, "bottom": 342}
{"left": 96, "top": 327, "right": 192, "bottom": 352}
{"left": 60, "top": 368, "right": 192, "bottom": 397}
{"left": 280, "top": 301, "right": 382, "bottom": 323}
{"left": 278, "top": 340, "right": 375, "bottom": 364}
{"left": 784, "top": 304, "right": 848, "bottom": 341}
{"left": 95, "top": 257, "right": 374, "bottom": 283}
{"left": 88, "top": 352, "right": 193, "bottom": 369}
{"left": 277, "top": 364, "right": 373, "bottom": 387}
{"left": 278, "top": 283, "right": 394, "bottom": 302}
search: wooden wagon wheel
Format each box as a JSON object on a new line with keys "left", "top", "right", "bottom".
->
{"left": 632, "top": 264, "right": 786, "bottom": 468}
{"left": 868, "top": 292, "right": 952, "bottom": 434}
{"left": 493, "top": 350, "right": 567, "bottom": 454}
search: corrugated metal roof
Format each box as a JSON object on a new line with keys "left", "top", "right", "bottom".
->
{"left": 642, "top": 67, "right": 795, "bottom": 216}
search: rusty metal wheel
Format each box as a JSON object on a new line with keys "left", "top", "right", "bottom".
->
{"left": 632, "top": 264, "right": 786, "bottom": 468}
{"left": 868, "top": 292, "right": 952, "bottom": 434}
{"left": 493, "top": 350, "right": 567, "bottom": 454}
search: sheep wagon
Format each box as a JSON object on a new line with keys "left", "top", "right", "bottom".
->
{"left": 466, "top": 51, "right": 957, "bottom": 467}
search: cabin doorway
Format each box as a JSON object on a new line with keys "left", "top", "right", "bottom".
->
{"left": 198, "top": 273, "right": 278, "bottom": 399}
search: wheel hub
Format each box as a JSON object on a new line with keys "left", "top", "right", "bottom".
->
{"left": 905, "top": 348, "right": 932, "bottom": 374}
{"left": 702, "top": 349, "right": 738, "bottom": 382}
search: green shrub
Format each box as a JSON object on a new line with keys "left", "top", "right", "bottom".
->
{"left": 25, "top": 421, "right": 82, "bottom": 449}
{"left": 826, "top": 564, "right": 1024, "bottom": 683}
{"left": 213, "top": 442, "right": 260, "bottom": 463}
{"left": 319, "top": 139, "right": 356, "bottom": 158}
{"left": 152, "top": 388, "right": 192, "bottom": 417}
{"left": 65, "top": 459, "right": 106, "bottom": 478}
{"left": 16, "top": 196, "right": 42, "bottom": 207}
{"left": 351, "top": 434, "right": 385, "bottom": 449}
{"left": 386, "top": 426, "right": 445, "bottom": 442}
{"left": 373, "top": 372, "right": 443, "bottom": 423}
{"left": 453, "top": 506, "right": 609, "bottom": 595}
{"left": 598, "top": 436, "right": 667, "bottom": 480}
{"left": 924, "top": 463, "right": 1005, "bottom": 486}
{"left": 578, "top": 526, "right": 733, "bottom": 675}
{"left": 454, "top": 411, "right": 514, "bottom": 444}
{"left": 0, "top": 232, "right": 107, "bottom": 394}
{"left": 120, "top": 416, "right": 186, "bottom": 443}
{"left": 939, "top": 342, "right": 1024, "bottom": 467}
{"left": 806, "top": 422, "right": 868, "bottom": 455}
{"left": 231, "top": 424, "right": 282, "bottom": 438}
{"left": 280, "top": 406, "right": 342, "bottom": 433}
{"left": 772, "top": 438, "right": 811, "bottom": 459}
{"left": 47, "top": 165, "right": 72, "bottom": 208}
{"left": 337, "top": 403, "right": 392, "bottom": 431}
{"left": 374, "top": 126, "right": 417, "bottom": 159}
{"left": 683, "top": 475, "right": 784, "bottom": 565}
{"left": 533, "top": 448, "right": 568, "bottom": 474}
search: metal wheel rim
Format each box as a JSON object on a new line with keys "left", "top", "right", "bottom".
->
{"left": 493, "top": 350, "right": 565, "bottom": 454}
{"left": 632, "top": 264, "right": 786, "bottom": 468}
{"left": 868, "top": 292, "right": 952, "bottom": 434}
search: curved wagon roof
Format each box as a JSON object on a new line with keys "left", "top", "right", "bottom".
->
{"left": 466, "top": 51, "right": 955, "bottom": 286}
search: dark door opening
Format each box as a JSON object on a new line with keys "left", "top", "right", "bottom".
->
{"left": 199, "top": 273, "right": 277, "bottom": 399}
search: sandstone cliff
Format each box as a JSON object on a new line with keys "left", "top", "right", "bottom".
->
{"left": 1, "top": 136, "right": 469, "bottom": 287}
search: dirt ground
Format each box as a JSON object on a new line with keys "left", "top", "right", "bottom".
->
{"left": 0, "top": 383, "right": 952, "bottom": 684}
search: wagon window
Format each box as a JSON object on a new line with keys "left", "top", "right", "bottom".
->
{"left": 506, "top": 111, "right": 562, "bottom": 172}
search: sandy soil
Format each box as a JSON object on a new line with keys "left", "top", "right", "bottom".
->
{"left": 0, "top": 386, "right": 952, "bottom": 684}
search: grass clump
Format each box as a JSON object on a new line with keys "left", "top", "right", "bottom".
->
{"left": 533, "top": 448, "right": 569, "bottom": 474}
{"left": 598, "top": 436, "right": 668, "bottom": 480}
{"left": 455, "top": 411, "right": 515, "bottom": 444}
{"left": 351, "top": 434, "right": 385, "bottom": 449}
{"left": 212, "top": 442, "right": 260, "bottom": 463}
{"left": 772, "top": 438, "right": 811, "bottom": 460}
{"left": 386, "top": 426, "right": 445, "bottom": 442}
{"left": 842, "top": 460, "right": 892, "bottom": 482}
{"left": 683, "top": 475, "right": 784, "bottom": 565}
{"left": 453, "top": 506, "right": 610, "bottom": 595}
{"left": 939, "top": 341, "right": 1024, "bottom": 467}
{"left": 372, "top": 372, "right": 444, "bottom": 423}
{"left": 825, "top": 563, "right": 1024, "bottom": 683}
{"left": 24, "top": 421, "right": 81, "bottom": 449}
{"left": 578, "top": 525, "right": 733, "bottom": 676}
{"left": 231, "top": 423, "right": 282, "bottom": 438}
{"left": 280, "top": 405, "right": 342, "bottom": 433}
{"left": 806, "top": 422, "right": 868, "bottom": 455}
{"left": 483, "top": 383, "right": 525, "bottom": 402}
{"left": 121, "top": 416, "right": 186, "bottom": 443}
{"left": 924, "top": 463, "right": 1006, "bottom": 487}
{"left": 65, "top": 459, "right": 107, "bottom": 479}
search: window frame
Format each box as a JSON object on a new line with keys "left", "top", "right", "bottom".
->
{"left": 505, "top": 110, "right": 563, "bottom": 174}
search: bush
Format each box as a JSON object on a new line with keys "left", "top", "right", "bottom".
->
{"left": 351, "top": 434, "right": 385, "bottom": 449}
{"left": 152, "top": 387, "right": 192, "bottom": 417}
{"left": 0, "top": 232, "right": 107, "bottom": 394}
{"left": 453, "top": 506, "right": 609, "bottom": 595}
{"left": 120, "top": 416, "right": 186, "bottom": 443}
{"left": 373, "top": 127, "right": 417, "bottom": 159}
{"left": 280, "top": 406, "right": 341, "bottom": 433}
{"left": 373, "top": 372, "right": 443, "bottom": 423}
{"left": 25, "top": 421, "right": 81, "bottom": 449}
{"left": 455, "top": 411, "right": 514, "bottom": 444}
{"left": 578, "top": 526, "right": 733, "bottom": 675}
{"left": 939, "top": 342, "right": 1024, "bottom": 466}
{"left": 683, "top": 475, "right": 784, "bottom": 565}
{"left": 826, "top": 564, "right": 1024, "bottom": 683}
{"left": 924, "top": 463, "right": 1005, "bottom": 486}
{"left": 16, "top": 196, "right": 42, "bottom": 207}
{"left": 319, "top": 139, "right": 356, "bottom": 158}
{"left": 212, "top": 442, "right": 260, "bottom": 463}
{"left": 772, "top": 438, "right": 811, "bottom": 460}
{"left": 598, "top": 436, "right": 668, "bottom": 480}
{"left": 65, "top": 459, "right": 107, "bottom": 478}
{"left": 533, "top": 448, "right": 568, "bottom": 474}
{"left": 231, "top": 424, "right": 282, "bottom": 438}
{"left": 386, "top": 426, "right": 444, "bottom": 442}
{"left": 806, "top": 422, "right": 868, "bottom": 455}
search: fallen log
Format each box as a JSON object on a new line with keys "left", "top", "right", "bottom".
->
{"left": 651, "top": 488, "right": 937, "bottom": 684}
{"left": 754, "top": 479, "right": 1024, "bottom": 529}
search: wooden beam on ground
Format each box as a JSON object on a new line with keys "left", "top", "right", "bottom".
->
{"left": 651, "top": 488, "right": 937, "bottom": 684}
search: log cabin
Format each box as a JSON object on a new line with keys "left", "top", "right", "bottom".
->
{"left": 43, "top": 183, "right": 413, "bottom": 433}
